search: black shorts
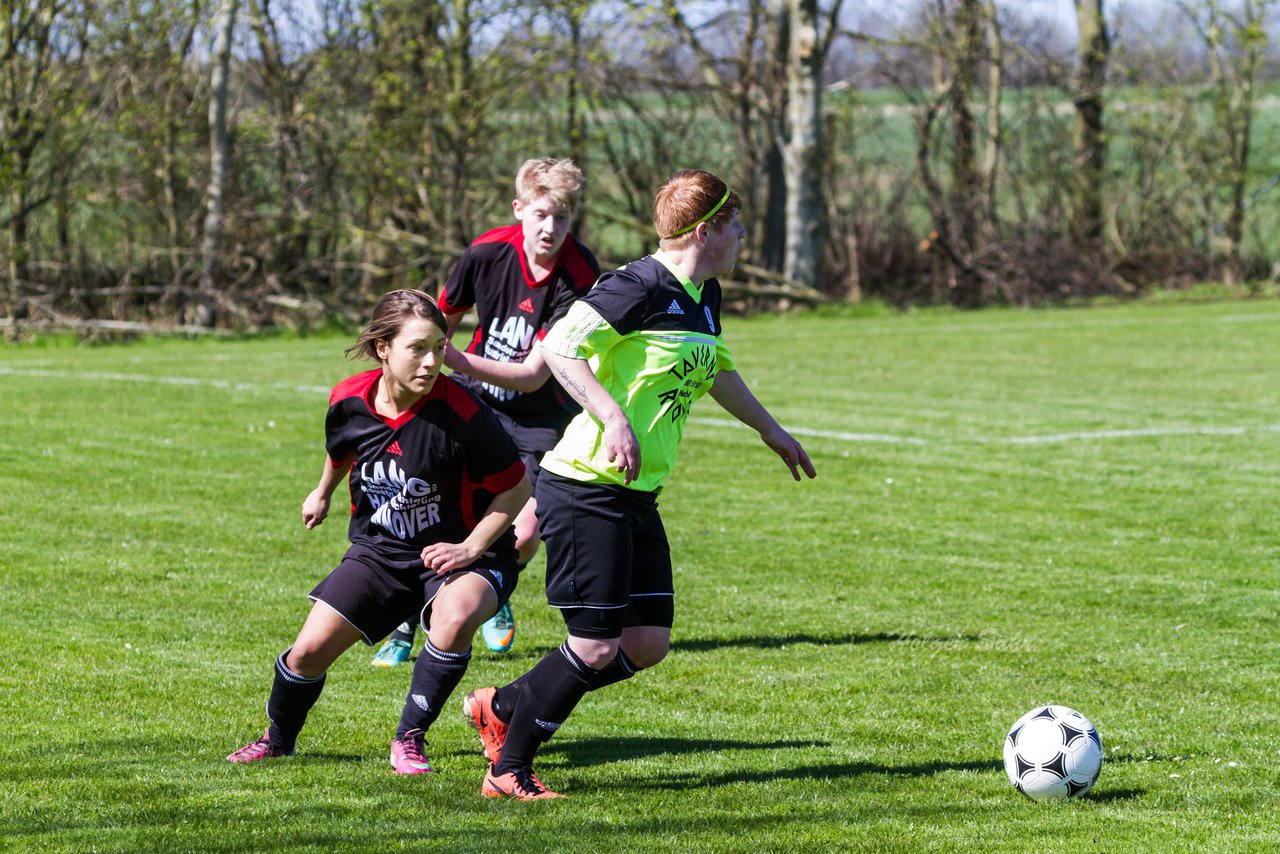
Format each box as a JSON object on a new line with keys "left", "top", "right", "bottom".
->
{"left": 308, "top": 543, "right": 519, "bottom": 644}
{"left": 490, "top": 408, "right": 567, "bottom": 489}
{"left": 534, "top": 472, "right": 674, "bottom": 639}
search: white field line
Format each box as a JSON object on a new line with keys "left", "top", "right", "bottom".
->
{"left": 689, "top": 416, "right": 1280, "bottom": 446}
{"left": 3, "top": 365, "right": 1277, "bottom": 447}
{"left": 688, "top": 417, "right": 929, "bottom": 445}
{"left": 975, "top": 425, "right": 1280, "bottom": 445}
{"left": 798, "top": 308, "right": 1280, "bottom": 338}
{"left": 0, "top": 366, "right": 331, "bottom": 396}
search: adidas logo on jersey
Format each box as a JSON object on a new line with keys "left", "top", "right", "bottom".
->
{"left": 666, "top": 300, "right": 685, "bottom": 315}
{"left": 386, "top": 441, "right": 403, "bottom": 456}
{"left": 518, "top": 298, "right": 534, "bottom": 313}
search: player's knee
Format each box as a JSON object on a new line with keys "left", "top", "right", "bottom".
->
{"left": 569, "top": 636, "right": 620, "bottom": 669}
{"left": 285, "top": 645, "right": 330, "bottom": 678}
{"left": 625, "top": 638, "right": 669, "bottom": 669}
{"left": 427, "top": 606, "right": 479, "bottom": 649}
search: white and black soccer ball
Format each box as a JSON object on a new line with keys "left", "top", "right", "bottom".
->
{"left": 1003, "top": 705, "right": 1103, "bottom": 801}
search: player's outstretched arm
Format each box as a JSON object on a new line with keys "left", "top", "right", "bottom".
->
{"left": 420, "top": 474, "right": 533, "bottom": 574}
{"left": 709, "top": 369, "right": 816, "bottom": 482}
{"left": 302, "top": 456, "right": 350, "bottom": 529}
{"left": 443, "top": 340, "right": 552, "bottom": 393}
{"left": 542, "top": 348, "right": 641, "bottom": 484}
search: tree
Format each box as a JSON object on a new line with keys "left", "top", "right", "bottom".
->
{"left": 1180, "top": 0, "right": 1273, "bottom": 280}
{"left": 661, "top": 0, "right": 842, "bottom": 293}
{"left": 783, "top": 0, "right": 825, "bottom": 291}
{"left": 1, "top": 0, "right": 86, "bottom": 320}
{"left": 1072, "top": 0, "right": 1110, "bottom": 243}
{"left": 909, "top": 0, "right": 1004, "bottom": 302}
{"left": 246, "top": 0, "right": 316, "bottom": 277}
{"left": 97, "top": 0, "right": 205, "bottom": 297}
{"left": 197, "top": 0, "right": 239, "bottom": 327}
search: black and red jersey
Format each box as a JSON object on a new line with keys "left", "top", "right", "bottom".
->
{"left": 324, "top": 370, "right": 525, "bottom": 562}
{"left": 438, "top": 223, "right": 600, "bottom": 427}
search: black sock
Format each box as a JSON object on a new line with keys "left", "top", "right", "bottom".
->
{"left": 389, "top": 620, "right": 416, "bottom": 644}
{"left": 396, "top": 638, "right": 470, "bottom": 737}
{"left": 494, "top": 642, "right": 595, "bottom": 774}
{"left": 589, "top": 648, "right": 640, "bottom": 691}
{"left": 491, "top": 648, "right": 637, "bottom": 725}
{"left": 492, "top": 679, "right": 524, "bottom": 723}
{"left": 265, "top": 649, "right": 325, "bottom": 752}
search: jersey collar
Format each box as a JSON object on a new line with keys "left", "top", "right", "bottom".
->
{"left": 653, "top": 250, "right": 705, "bottom": 304}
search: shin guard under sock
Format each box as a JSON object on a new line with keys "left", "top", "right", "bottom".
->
{"left": 494, "top": 642, "right": 595, "bottom": 774}
{"left": 493, "top": 647, "right": 639, "bottom": 721}
{"left": 397, "top": 639, "right": 470, "bottom": 737}
{"left": 265, "top": 649, "right": 326, "bottom": 752}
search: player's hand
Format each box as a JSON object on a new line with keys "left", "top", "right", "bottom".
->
{"left": 761, "top": 427, "right": 816, "bottom": 482}
{"left": 302, "top": 490, "right": 330, "bottom": 529}
{"left": 421, "top": 541, "right": 490, "bottom": 575}
{"left": 602, "top": 413, "right": 641, "bottom": 484}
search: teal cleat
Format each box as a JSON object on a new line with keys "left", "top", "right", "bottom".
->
{"left": 371, "top": 638, "right": 412, "bottom": 668}
{"left": 480, "top": 603, "right": 516, "bottom": 653}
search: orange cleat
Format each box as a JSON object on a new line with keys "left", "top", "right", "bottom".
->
{"left": 481, "top": 765, "right": 563, "bottom": 800}
{"left": 462, "top": 687, "right": 508, "bottom": 764}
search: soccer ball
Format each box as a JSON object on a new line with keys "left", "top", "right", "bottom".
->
{"left": 1003, "top": 705, "right": 1103, "bottom": 801}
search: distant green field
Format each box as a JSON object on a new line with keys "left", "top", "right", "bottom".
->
{"left": 2, "top": 297, "right": 1278, "bottom": 851}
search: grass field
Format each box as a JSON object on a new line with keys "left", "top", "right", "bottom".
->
{"left": 2, "top": 296, "right": 1278, "bottom": 852}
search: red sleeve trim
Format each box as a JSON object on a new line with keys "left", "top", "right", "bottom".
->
{"left": 472, "top": 224, "right": 522, "bottom": 248}
{"left": 477, "top": 459, "right": 526, "bottom": 494}
{"left": 329, "top": 370, "right": 379, "bottom": 405}
{"left": 437, "top": 288, "right": 467, "bottom": 316}
{"left": 441, "top": 376, "right": 480, "bottom": 420}
{"left": 459, "top": 458, "right": 525, "bottom": 530}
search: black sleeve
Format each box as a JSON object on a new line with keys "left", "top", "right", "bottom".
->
{"left": 545, "top": 274, "right": 595, "bottom": 330}
{"left": 580, "top": 267, "right": 648, "bottom": 336}
{"left": 324, "top": 401, "right": 357, "bottom": 463}
{"left": 440, "top": 247, "right": 479, "bottom": 314}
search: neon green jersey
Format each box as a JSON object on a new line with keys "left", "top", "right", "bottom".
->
{"left": 540, "top": 252, "right": 736, "bottom": 492}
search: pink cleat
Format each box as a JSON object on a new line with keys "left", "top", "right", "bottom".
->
{"left": 390, "top": 729, "right": 434, "bottom": 775}
{"left": 227, "top": 730, "right": 292, "bottom": 763}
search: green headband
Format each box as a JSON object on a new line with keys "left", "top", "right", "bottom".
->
{"left": 664, "top": 188, "right": 731, "bottom": 239}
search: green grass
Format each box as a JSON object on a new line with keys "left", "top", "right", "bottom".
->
{"left": 2, "top": 297, "right": 1279, "bottom": 852}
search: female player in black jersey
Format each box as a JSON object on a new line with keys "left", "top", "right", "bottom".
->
{"left": 227, "top": 289, "right": 531, "bottom": 774}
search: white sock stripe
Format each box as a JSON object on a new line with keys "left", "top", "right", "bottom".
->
{"left": 557, "top": 642, "right": 592, "bottom": 676}
{"left": 275, "top": 651, "right": 324, "bottom": 684}
{"left": 423, "top": 639, "right": 471, "bottom": 662}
